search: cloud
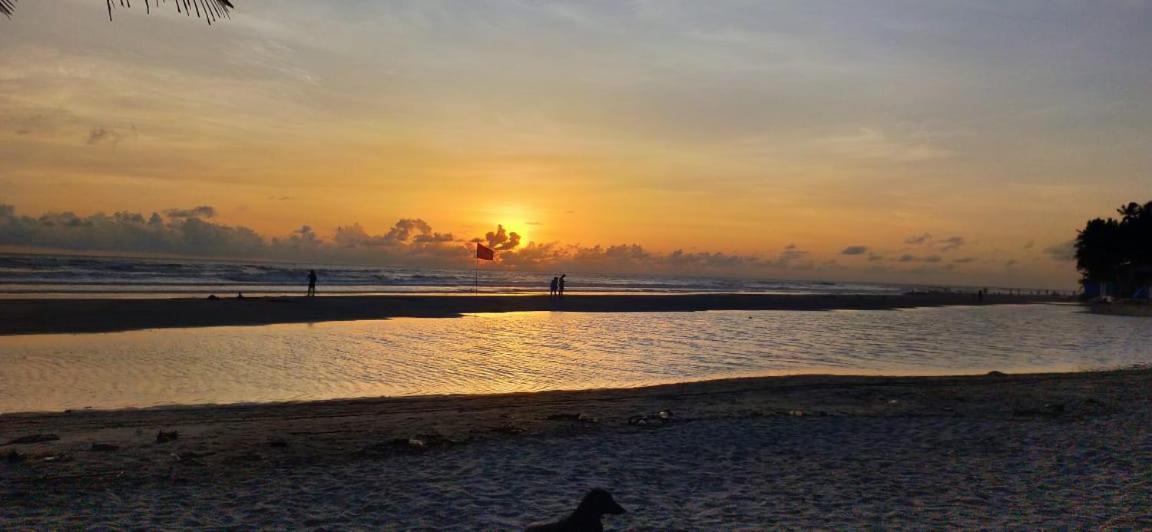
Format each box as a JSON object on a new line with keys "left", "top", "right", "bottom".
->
{"left": 898, "top": 254, "right": 942, "bottom": 263}
{"left": 163, "top": 206, "right": 216, "bottom": 219}
{"left": 386, "top": 219, "right": 456, "bottom": 244}
{"left": 0, "top": 202, "right": 1071, "bottom": 284}
{"left": 665, "top": 249, "right": 761, "bottom": 269}
{"left": 764, "top": 243, "right": 812, "bottom": 269}
{"left": 386, "top": 219, "right": 433, "bottom": 242}
{"left": 333, "top": 219, "right": 454, "bottom": 248}
{"left": 287, "top": 225, "right": 322, "bottom": 247}
{"left": 496, "top": 241, "right": 568, "bottom": 268}
{"left": 332, "top": 223, "right": 376, "bottom": 247}
{"left": 86, "top": 126, "right": 128, "bottom": 146}
{"left": 488, "top": 240, "right": 772, "bottom": 275}
{"left": 903, "top": 233, "right": 965, "bottom": 252}
{"left": 483, "top": 224, "right": 522, "bottom": 251}
{"left": 0, "top": 203, "right": 262, "bottom": 256}
{"left": 818, "top": 128, "right": 951, "bottom": 163}
{"left": 935, "top": 236, "right": 966, "bottom": 251}
{"left": 1043, "top": 240, "right": 1076, "bottom": 262}
{"left": 904, "top": 233, "right": 932, "bottom": 245}
{"left": 5, "top": 110, "right": 75, "bottom": 137}
{"left": 0, "top": 204, "right": 535, "bottom": 269}
{"left": 414, "top": 232, "right": 455, "bottom": 244}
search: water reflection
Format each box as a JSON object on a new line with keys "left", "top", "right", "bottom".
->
{"left": 0, "top": 304, "right": 1147, "bottom": 413}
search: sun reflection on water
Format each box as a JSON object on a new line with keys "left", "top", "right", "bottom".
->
{"left": 0, "top": 304, "right": 1148, "bottom": 413}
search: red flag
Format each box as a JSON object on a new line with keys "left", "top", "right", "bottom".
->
{"left": 476, "top": 243, "right": 495, "bottom": 261}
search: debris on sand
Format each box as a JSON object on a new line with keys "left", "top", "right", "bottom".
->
{"left": 90, "top": 442, "right": 121, "bottom": 452}
{"left": 1013, "top": 403, "right": 1066, "bottom": 418}
{"left": 225, "top": 451, "right": 263, "bottom": 463}
{"left": 546, "top": 412, "right": 599, "bottom": 424}
{"left": 489, "top": 424, "right": 527, "bottom": 435}
{"left": 156, "top": 430, "right": 180, "bottom": 443}
{"left": 782, "top": 409, "right": 829, "bottom": 417}
{"left": 366, "top": 433, "right": 468, "bottom": 455}
{"left": 628, "top": 410, "right": 676, "bottom": 426}
{"left": 5, "top": 433, "right": 60, "bottom": 445}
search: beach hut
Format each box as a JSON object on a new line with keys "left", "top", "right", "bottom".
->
{"left": 1120, "top": 264, "right": 1152, "bottom": 300}
{"left": 1081, "top": 279, "right": 1110, "bottom": 299}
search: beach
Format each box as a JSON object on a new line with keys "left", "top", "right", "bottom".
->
{"left": 4, "top": 369, "right": 1151, "bottom": 528}
{"left": 5, "top": 0, "right": 1148, "bottom": 528}
{"left": 0, "top": 292, "right": 1063, "bottom": 335}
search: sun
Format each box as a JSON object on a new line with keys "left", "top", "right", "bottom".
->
{"left": 495, "top": 205, "right": 535, "bottom": 244}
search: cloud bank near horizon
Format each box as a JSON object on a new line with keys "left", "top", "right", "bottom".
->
{"left": 0, "top": 203, "right": 1077, "bottom": 286}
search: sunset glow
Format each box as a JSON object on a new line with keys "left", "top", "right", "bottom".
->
{"left": 2, "top": 1, "right": 1150, "bottom": 288}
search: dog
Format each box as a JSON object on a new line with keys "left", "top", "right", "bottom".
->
{"left": 524, "top": 488, "right": 626, "bottom": 532}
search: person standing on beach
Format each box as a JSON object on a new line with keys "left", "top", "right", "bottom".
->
{"left": 558, "top": 274, "right": 566, "bottom": 298}
{"left": 307, "top": 269, "right": 318, "bottom": 297}
{"left": 550, "top": 276, "right": 559, "bottom": 297}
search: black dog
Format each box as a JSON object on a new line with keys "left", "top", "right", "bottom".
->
{"left": 524, "top": 488, "right": 626, "bottom": 532}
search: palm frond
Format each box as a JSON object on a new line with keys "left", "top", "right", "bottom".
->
{"left": 2, "top": 0, "right": 235, "bottom": 23}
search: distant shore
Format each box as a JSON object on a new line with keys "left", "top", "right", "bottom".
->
{"left": 0, "top": 292, "right": 1068, "bottom": 335}
{"left": 1091, "top": 300, "right": 1152, "bottom": 317}
{"left": 3, "top": 369, "right": 1149, "bottom": 528}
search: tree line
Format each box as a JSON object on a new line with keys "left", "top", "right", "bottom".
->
{"left": 1075, "top": 201, "right": 1152, "bottom": 297}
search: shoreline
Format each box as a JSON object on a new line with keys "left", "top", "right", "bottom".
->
{"left": 3, "top": 368, "right": 1150, "bottom": 527}
{"left": 0, "top": 292, "right": 1067, "bottom": 335}
{"left": 1, "top": 365, "right": 1141, "bottom": 419}
{"left": 0, "top": 365, "right": 1110, "bottom": 417}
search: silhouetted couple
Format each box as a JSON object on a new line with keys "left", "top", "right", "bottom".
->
{"left": 307, "top": 269, "right": 317, "bottom": 297}
{"left": 550, "top": 274, "right": 566, "bottom": 298}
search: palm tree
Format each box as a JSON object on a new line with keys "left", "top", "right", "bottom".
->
{"left": 2, "top": 0, "right": 234, "bottom": 24}
{"left": 1076, "top": 200, "right": 1152, "bottom": 297}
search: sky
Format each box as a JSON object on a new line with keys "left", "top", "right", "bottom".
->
{"left": 1, "top": 0, "right": 1150, "bottom": 288}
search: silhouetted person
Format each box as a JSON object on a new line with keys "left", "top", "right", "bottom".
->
{"left": 307, "top": 269, "right": 317, "bottom": 297}
{"left": 977, "top": 288, "right": 984, "bottom": 304}
{"left": 550, "top": 276, "right": 559, "bottom": 297}
{"left": 558, "top": 274, "right": 566, "bottom": 298}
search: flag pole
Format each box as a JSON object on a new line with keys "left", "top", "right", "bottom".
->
{"left": 474, "top": 245, "right": 479, "bottom": 294}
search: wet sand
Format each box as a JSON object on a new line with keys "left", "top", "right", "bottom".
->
{"left": 0, "top": 292, "right": 1064, "bottom": 335}
{"left": 3, "top": 369, "right": 1150, "bottom": 528}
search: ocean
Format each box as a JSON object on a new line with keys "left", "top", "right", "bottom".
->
{"left": 0, "top": 252, "right": 936, "bottom": 298}
{"left": 3, "top": 252, "right": 1112, "bottom": 414}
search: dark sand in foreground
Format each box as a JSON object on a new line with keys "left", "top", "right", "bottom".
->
{"left": 0, "top": 292, "right": 1064, "bottom": 335}
{"left": 3, "top": 370, "right": 1150, "bottom": 528}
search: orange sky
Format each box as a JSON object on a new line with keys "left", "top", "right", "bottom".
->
{"left": 2, "top": 1, "right": 1150, "bottom": 288}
